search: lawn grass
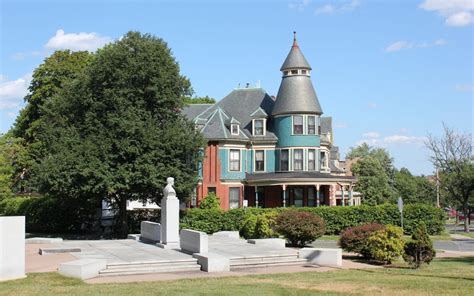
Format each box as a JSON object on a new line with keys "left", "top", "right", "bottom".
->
{"left": 1, "top": 257, "right": 473, "bottom": 296}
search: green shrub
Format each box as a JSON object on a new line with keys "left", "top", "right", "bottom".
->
{"left": 403, "top": 222, "right": 436, "bottom": 268}
{"left": 199, "top": 192, "right": 220, "bottom": 210}
{"left": 127, "top": 209, "right": 161, "bottom": 233}
{"left": 367, "top": 225, "right": 405, "bottom": 264}
{"left": 240, "top": 213, "right": 276, "bottom": 239}
{"left": 274, "top": 210, "right": 325, "bottom": 247}
{"left": 339, "top": 223, "right": 385, "bottom": 258}
{"left": 180, "top": 208, "right": 224, "bottom": 234}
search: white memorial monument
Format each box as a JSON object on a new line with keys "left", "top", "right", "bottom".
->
{"left": 0, "top": 216, "right": 26, "bottom": 281}
{"left": 158, "top": 177, "right": 180, "bottom": 249}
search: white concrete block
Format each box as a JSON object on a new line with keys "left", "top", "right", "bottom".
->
{"left": 193, "top": 253, "right": 230, "bottom": 272}
{"left": 161, "top": 197, "right": 179, "bottom": 244}
{"left": 299, "top": 248, "right": 342, "bottom": 267}
{"left": 247, "top": 238, "right": 286, "bottom": 248}
{"left": 58, "top": 259, "right": 107, "bottom": 280}
{"left": 180, "top": 229, "right": 208, "bottom": 254}
{"left": 26, "top": 237, "right": 63, "bottom": 244}
{"left": 0, "top": 216, "right": 25, "bottom": 281}
{"left": 140, "top": 221, "right": 161, "bottom": 243}
{"left": 212, "top": 231, "right": 240, "bottom": 239}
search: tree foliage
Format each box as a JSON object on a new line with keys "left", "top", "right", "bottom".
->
{"left": 426, "top": 123, "right": 473, "bottom": 232}
{"left": 32, "top": 31, "right": 204, "bottom": 237}
{"left": 199, "top": 192, "right": 220, "bottom": 210}
{"left": 366, "top": 225, "right": 404, "bottom": 264}
{"left": 351, "top": 157, "right": 393, "bottom": 205}
{"left": 184, "top": 96, "right": 216, "bottom": 105}
{"left": 403, "top": 222, "right": 436, "bottom": 268}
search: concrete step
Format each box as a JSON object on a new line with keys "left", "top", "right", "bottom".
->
{"left": 106, "top": 259, "right": 198, "bottom": 270}
{"left": 230, "top": 259, "right": 308, "bottom": 269}
{"left": 230, "top": 255, "right": 298, "bottom": 263}
{"left": 99, "top": 264, "right": 201, "bottom": 277}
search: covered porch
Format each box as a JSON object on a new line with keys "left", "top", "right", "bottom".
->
{"left": 244, "top": 172, "right": 358, "bottom": 208}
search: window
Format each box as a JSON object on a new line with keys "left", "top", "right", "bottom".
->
{"left": 294, "top": 188, "right": 303, "bottom": 207}
{"left": 291, "top": 69, "right": 298, "bottom": 75}
{"left": 208, "top": 187, "right": 216, "bottom": 194}
{"left": 255, "top": 150, "right": 265, "bottom": 172}
{"left": 301, "top": 69, "right": 307, "bottom": 75}
{"left": 231, "top": 124, "right": 239, "bottom": 135}
{"left": 294, "top": 149, "right": 303, "bottom": 171}
{"left": 308, "top": 149, "right": 316, "bottom": 170}
{"left": 254, "top": 119, "right": 264, "bottom": 136}
{"left": 308, "top": 187, "right": 316, "bottom": 207}
{"left": 320, "top": 151, "right": 327, "bottom": 169}
{"left": 229, "top": 149, "right": 240, "bottom": 171}
{"left": 229, "top": 187, "right": 240, "bottom": 209}
{"left": 284, "top": 71, "right": 289, "bottom": 76}
{"left": 293, "top": 115, "right": 303, "bottom": 134}
{"left": 280, "top": 149, "right": 289, "bottom": 171}
{"left": 307, "top": 116, "right": 316, "bottom": 134}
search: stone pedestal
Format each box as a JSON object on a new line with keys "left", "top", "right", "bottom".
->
{"left": 0, "top": 216, "right": 26, "bottom": 281}
{"left": 158, "top": 177, "right": 180, "bottom": 249}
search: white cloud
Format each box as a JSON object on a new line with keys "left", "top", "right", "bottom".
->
{"left": 455, "top": 83, "right": 474, "bottom": 92}
{"left": 0, "top": 74, "right": 31, "bottom": 110}
{"left": 384, "top": 135, "right": 427, "bottom": 144}
{"left": 315, "top": 0, "right": 360, "bottom": 14}
{"left": 357, "top": 134, "right": 426, "bottom": 147}
{"left": 289, "top": 0, "right": 311, "bottom": 11}
{"left": 420, "top": 0, "right": 474, "bottom": 27}
{"left": 368, "top": 102, "right": 377, "bottom": 109}
{"left": 334, "top": 122, "right": 348, "bottom": 128}
{"left": 362, "top": 132, "right": 379, "bottom": 138}
{"left": 45, "top": 29, "right": 112, "bottom": 52}
{"left": 385, "top": 39, "right": 446, "bottom": 52}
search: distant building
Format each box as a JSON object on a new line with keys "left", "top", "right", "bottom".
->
{"left": 184, "top": 33, "right": 359, "bottom": 210}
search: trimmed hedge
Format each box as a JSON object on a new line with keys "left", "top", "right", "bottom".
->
{"left": 0, "top": 196, "right": 98, "bottom": 233}
{"left": 180, "top": 204, "right": 445, "bottom": 235}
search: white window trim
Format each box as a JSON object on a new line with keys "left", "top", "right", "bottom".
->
{"left": 229, "top": 187, "right": 241, "bottom": 209}
{"left": 307, "top": 115, "right": 316, "bottom": 135}
{"left": 293, "top": 149, "right": 304, "bottom": 171}
{"left": 228, "top": 148, "right": 242, "bottom": 172}
{"left": 308, "top": 149, "right": 316, "bottom": 171}
{"left": 254, "top": 150, "right": 266, "bottom": 173}
{"left": 280, "top": 149, "right": 289, "bottom": 172}
{"left": 252, "top": 118, "right": 266, "bottom": 136}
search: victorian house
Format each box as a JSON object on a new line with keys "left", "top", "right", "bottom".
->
{"left": 183, "top": 34, "right": 360, "bottom": 210}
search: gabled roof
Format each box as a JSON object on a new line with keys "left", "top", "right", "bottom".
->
{"left": 200, "top": 108, "right": 249, "bottom": 140}
{"left": 196, "top": 88, "right": 277, "bottom": 141}
{"left": 250, "top": 107, "right": 268, "bottom": 118}
{"left": 182, "top": 104, "right": 213, "bottom": 120}
{"left": 280, "top": 33, "right": 312, "bottom": 71}
{"left": 229, "top": 117, "right": 240, "bottom": 124}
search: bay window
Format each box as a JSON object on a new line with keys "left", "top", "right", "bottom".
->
{"left": 280, "top": 149, "right": 289, "bottom": 171}
{"left": 255, "top": 150, "right": 265, "bottom": 172}
{"left": 229, "top": 149, "right": 240, "bottom": 171}
{"left": 294, "top": 149, "right": 303, "bottom": 171}
{"left": 293, "top": 115, "right": 303, "bottom": 134}
{"left": 308, "top": 149, "right": 316, "bottom": 170}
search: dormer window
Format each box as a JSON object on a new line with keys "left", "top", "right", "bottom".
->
{"left": 231, "top": 123, "right": 239, "bottom": 135}
{"left": 253, "top": 119, "right": 265, "bottom": 136}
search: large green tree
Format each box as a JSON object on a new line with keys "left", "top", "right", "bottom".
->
{"left": 34, "top": 32, "right": 204, "bottom": 237}
{"left": 351, "top": 157, "right": 393, "bottom": 205}
{"left": 426, "top": 124, "right": 473, "bottom": 232}
{"left": 183, "top": 96, "right": 216, "bottom": 105}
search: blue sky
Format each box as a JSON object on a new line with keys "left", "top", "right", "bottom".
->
{"left": 1, "top": 0, "right": 472, "bottom": 175}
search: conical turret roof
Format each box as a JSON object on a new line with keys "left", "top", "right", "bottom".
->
{"left": 280, "top": 32, "right": 312, "bottom": 71}
{"left": 272, "top": 33, "right": 323, "bottom": 116}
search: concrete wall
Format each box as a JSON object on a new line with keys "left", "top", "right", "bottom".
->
{"left": 0, "top": 216, "right": 25, "bottom": 281}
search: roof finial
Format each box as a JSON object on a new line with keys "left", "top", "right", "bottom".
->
{"left": 292, "top": 31, "right": 298, "bottom": 48}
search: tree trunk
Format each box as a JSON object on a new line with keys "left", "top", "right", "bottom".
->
{"left": 117, "top": 195, "right": 129, "bottom": 238}
{"left": 463, "top": 203, "right": 469, "bottom": 233}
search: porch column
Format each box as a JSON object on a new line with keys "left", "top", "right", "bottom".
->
{"left": 330, "top": 184, "right": 336, "bottom": 206}
{"left": 282, "top": 184, "right": 287, "bottom": 208}
{"left": 341, "top": 185, "right": 345, "bottom": 207}
{"left": 316, "top": 184, "right": 320, "bottom": 207}
{"left": 349, "top": 185, "right": 353, "bottom": 206}
{"left": 255, "top": 186, "right": 259, "bottom": 208}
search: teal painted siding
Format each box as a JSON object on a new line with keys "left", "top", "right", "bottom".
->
{"left": 219, "top": 148, "right": 246, "bottom": 180}
{"left": 274, "top": 116, "right": 320, "bottom": 147}
{"left": 265, "top": 149, "right": 276, "bottom": 172}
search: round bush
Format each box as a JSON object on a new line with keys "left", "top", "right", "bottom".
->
{"left": 366, "top": 225, "right": 404, "bottom": 264}
{"left": 339, "top": 223, "right": 385, "bottom": 258}
{"left": 274, "top": 210, "right": 325, "bottom": 247}
{"left": 199, "top": 192, "right": 220, "bottom": 210}
{"left": 240, "top": 213, "right": 275, "bottom": 239}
